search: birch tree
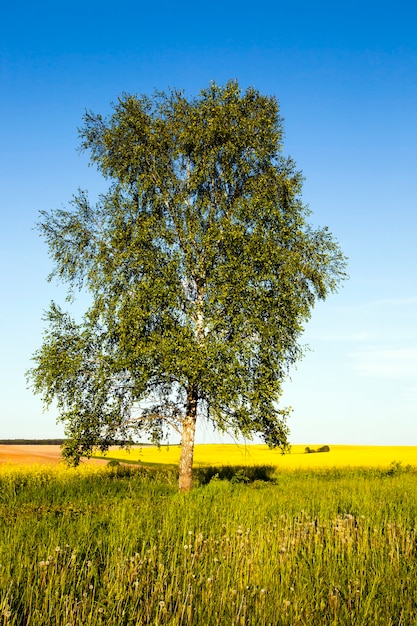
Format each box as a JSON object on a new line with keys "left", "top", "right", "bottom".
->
{"left": 29, "top": 81, "right": 347, "bottom": 491}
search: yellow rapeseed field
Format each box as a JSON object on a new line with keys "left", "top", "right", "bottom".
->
{"left": 1, "top": 444, "right": 415, "bottom": 475}
{"left": 0, "top": 462, "right": 106, "bottom": 481}
{"left": 97, "top": 443, "right": 417, "bottom": 469}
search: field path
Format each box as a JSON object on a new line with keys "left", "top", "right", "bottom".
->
{"left": 0, "top": 445, "right": 107, "bottom": 465}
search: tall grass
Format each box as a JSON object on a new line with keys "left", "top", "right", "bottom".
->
{"left": 1, "top": 463, "right": 416, "bottom": 625}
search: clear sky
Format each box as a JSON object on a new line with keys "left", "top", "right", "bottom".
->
{"left": 1, "top": 0, "right": 416, "bottom": 444}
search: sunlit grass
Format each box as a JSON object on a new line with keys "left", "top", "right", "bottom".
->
{"left": 1, "top": 462, "right": 417, "bottom": 625}
{"left": 94, "top": 443, "right": 417, "bottom": 469}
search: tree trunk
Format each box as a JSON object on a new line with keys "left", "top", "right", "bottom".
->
{"left": 178, "top": 386, "right": 198, "bottom": 492}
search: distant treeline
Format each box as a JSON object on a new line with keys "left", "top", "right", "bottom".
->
{"left": 0, "top": 439, "right": 150, "bottom": 446}
{"left": 0, "top": 439, "right": 66, "bottom": 445}
{"left": 304, "top": 445, "right": 330, "bottom": 454}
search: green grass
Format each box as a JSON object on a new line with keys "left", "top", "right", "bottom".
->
{"left": 1, "top": 464, "right": 417, "bottom": 625}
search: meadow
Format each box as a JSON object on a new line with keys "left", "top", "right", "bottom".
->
{"left": 1, "top": 448, "right": 417, "bottom": 625}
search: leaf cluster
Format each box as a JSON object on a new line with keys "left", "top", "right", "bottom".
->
{"left": 28, "top": 81, "right": 347, "bottom": 462}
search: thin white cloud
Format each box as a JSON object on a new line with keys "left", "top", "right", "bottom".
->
{"left": 316, "top": 331, "right": 375, "bottom": 342}
{"left": 351, "top": 347, "right": 417, "bottom": 379}
{"left": 403, "top": 386, "right": 417, "bottom": 411}
{"left": 337, "top": 296, "right": 417, "bottom": 314}
{"left": 364, "top": 297, "right": 417, "bottom": 308}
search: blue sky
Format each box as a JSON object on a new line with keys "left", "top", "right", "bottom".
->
{"left": 1, "top": 0, "right": 416, "bottom": 444}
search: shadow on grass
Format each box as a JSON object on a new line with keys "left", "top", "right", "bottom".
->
{"left": 101, "top": 459, "right": 277, "bottom": 486}
{"left": 194, "top": 465, "right": 277, "bottom": 485}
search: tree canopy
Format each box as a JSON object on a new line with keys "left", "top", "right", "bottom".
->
{"left": 29, "top": 80, "right": 347, "bottom": 491}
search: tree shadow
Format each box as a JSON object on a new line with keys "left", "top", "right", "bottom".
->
{"left": 194, "top": 465, "right": 277, "bottom": 485}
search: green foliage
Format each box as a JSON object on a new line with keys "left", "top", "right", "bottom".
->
{"left": 28, "top": 80, "right": 347, "bottom": 470}
{"left": 305, "top": 445, "right": 330, "bottom": 453}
